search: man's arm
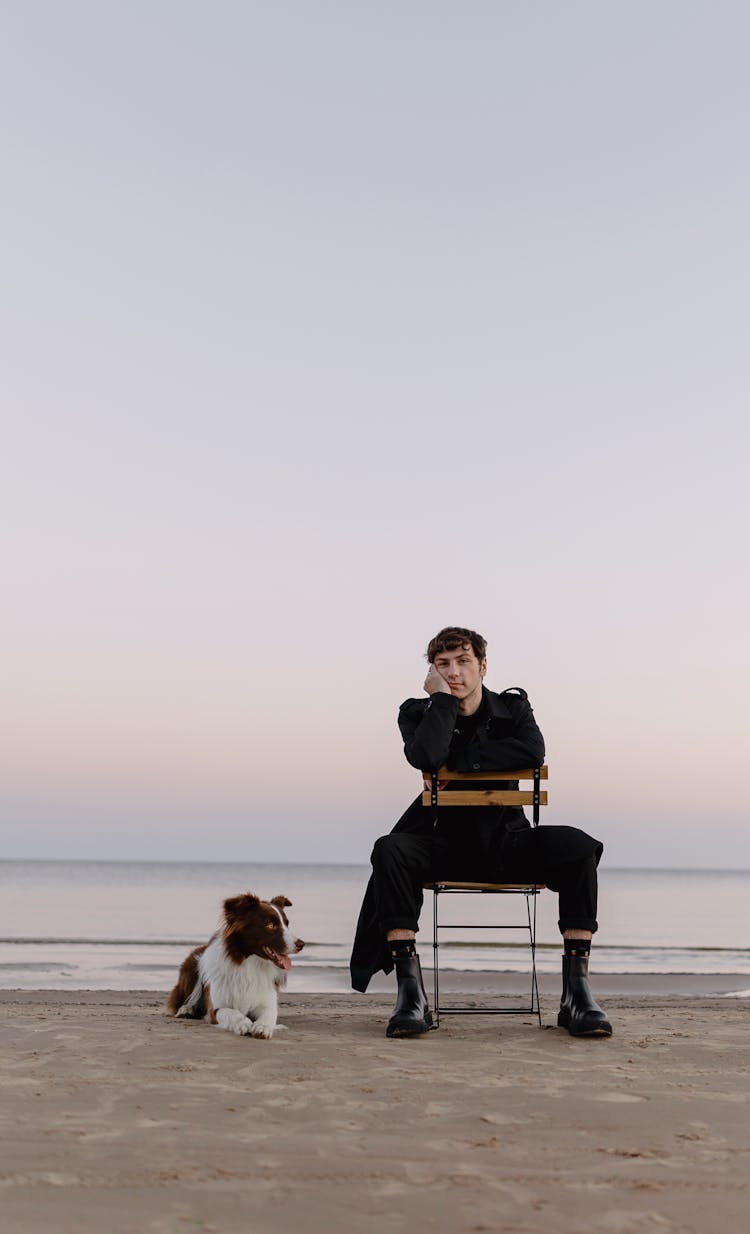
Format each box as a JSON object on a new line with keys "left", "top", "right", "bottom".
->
{"left": 476, "top": 693, "right": 545, "bottom": 771}
{"left": 398, "top": 693, "right": 458, "bottom": 771}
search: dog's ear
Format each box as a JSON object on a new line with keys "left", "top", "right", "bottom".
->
{"left": 223, "top": 893, "right": 260, "bottom": 921}
{"left": 271, "top": 895, "right": 293, "bottom": 909}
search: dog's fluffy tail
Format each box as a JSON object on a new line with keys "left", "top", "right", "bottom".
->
{"left": 166, "top": 945, "right": 207, "bottom": 1017}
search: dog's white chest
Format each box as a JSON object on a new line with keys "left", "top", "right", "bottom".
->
{"left": 199, "top": 938, "right": 279, "bottom": 1015}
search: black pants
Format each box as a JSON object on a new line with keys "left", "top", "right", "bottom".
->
{"left": 371, "top": 823, "right": 600, "bottom": 936}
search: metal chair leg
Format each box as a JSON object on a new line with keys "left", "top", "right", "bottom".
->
{"left": 432, "top": 887, "right": 440, "bottom": 1028}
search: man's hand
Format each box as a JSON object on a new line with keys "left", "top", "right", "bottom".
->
{"left": 423, "top": 664, "right": 451, "bottom": 696}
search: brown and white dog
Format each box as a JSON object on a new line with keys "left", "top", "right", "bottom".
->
{"left": 166, "top": 893, "right": 304, "bottom": 1039}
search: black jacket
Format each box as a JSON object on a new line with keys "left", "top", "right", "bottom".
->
{"left": 399, "top": 685, "right": 545, "bottom": 776}
{"left": 350, "top": 686, "right": 546, "bottom": 993}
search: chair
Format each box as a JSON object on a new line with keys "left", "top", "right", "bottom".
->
{"left": 422, "top": 765, "right": 548, "bottom": 1028}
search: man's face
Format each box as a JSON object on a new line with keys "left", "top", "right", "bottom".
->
{"left": 431, "top": 644, "right": 486, "bottom": 701}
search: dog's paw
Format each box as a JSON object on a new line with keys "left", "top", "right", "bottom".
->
{"left": 234, "top": 1017, "right": 256, "bottom": 1036}
{"left": 250, "top": 1022, "right": 274, "bottom": 1040}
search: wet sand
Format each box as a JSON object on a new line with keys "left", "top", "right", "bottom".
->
{"left": 1, "top": 986, "right": 748, "bottom": 1234}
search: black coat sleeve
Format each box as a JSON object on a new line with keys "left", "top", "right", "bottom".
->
{"left": 398, "top": 693, "right": 459, "bottom": 771}
{"left": 473, "top": 693, "right": 545, "bottom": 771}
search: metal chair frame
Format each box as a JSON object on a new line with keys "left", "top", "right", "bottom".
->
{"left": 427, "top": 880, "right": 542, "bottom": 1027}
{"left": 423, "top": 765, "right": 547, "bottom": 1029}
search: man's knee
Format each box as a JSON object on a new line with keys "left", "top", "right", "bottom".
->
{"left": 371, "top": 834, "right": 430, "bottom": 880}
{"left": 371, "top": 833, "right": 407, "bottom": 869}
{"left": 532, "top": 825, "right": 603, "bottom": 868}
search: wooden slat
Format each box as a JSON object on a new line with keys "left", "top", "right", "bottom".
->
{"left": 431, "top": 765, "right": 547, "bottom": 781}
{"left": 424, "top": 881, "right": 546, "bottom": 892}
{"left": 421, "top": 790, "right": 548, "bottom": 807}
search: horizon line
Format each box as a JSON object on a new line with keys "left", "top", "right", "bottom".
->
{"left": 0, "top": 857, "right": 748, "bottom": 876}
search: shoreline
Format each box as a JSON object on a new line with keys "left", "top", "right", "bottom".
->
{"left": 1, "top": 969, "right": 748, "bottom": 998}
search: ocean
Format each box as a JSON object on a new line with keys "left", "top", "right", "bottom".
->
{"left": 1, "top": 860, "right": 748, "bottom": 992}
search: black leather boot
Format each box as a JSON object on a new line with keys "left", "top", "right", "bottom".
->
{"left": 386, "top": 954, "right": 433, "bottom": 1037}
{"left": 558, "top": 953, "right": 612, "bottom": 1037}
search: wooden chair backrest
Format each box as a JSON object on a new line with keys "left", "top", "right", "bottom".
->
{"left": 421, "top": 765, "right": 548, "bottom": 824}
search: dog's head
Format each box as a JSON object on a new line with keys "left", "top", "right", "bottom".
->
{"left": 221, "top": 893, "right": 305, "bottom": 970}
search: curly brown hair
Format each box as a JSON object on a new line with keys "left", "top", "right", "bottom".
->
{"left": 426, "top": 626, "right": 487, "bottom": 664}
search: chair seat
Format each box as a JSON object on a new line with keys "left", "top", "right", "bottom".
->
{"left": 424, "top": 881, "right": 546, "bottom": 893}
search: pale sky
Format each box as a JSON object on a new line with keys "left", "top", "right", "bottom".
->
{"left": 2, "top": 2, "right": 748, "bottom": 867}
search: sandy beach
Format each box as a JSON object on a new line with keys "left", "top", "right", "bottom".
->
{"left": 1, "top": 982, "right": 748, "bottom": 1234}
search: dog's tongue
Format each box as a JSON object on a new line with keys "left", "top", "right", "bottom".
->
{"left": 279, "top": 954, "right": 292, "bottom": 971}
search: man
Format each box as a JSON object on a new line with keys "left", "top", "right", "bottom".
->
{"left": 350, "top": 625, "right": 612, "bottom": 1039}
